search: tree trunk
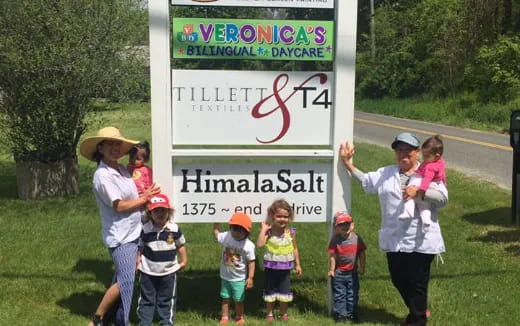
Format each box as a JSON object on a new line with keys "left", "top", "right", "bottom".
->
{"left": 15, "top": 157, "right": 79, "bottom": 199}
{"left": 503, "top": 0, "right": 512, "bottom": 34}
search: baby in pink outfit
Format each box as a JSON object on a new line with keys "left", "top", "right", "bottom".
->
{"left": 403, "top": 135, "right": 447, "bottom": 232}
{"left": 127, "top": 141, "right": 153, "bottom": 195}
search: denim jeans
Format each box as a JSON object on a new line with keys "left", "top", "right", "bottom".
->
{"left": 137, "top": 272, "right": 177, "bottom": 326}
{"left": 331, "top": 270, "right": 359, "bottom": 319}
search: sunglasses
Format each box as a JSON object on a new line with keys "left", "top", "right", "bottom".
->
{"left": 394, "top": 148, "right": 416, "bottom": 154}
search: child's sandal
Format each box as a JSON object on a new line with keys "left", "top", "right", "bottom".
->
{"left": 219, "top": 316, "right": 229, "bottom": 325}
{"left": 235, "top": 317, "right": 245, "bottom": 325}
{"left": 266, "top": 314, "right": 275, "bottom": 322}
{"left": 281, "top": 313, "right": 289, "bottom": 321}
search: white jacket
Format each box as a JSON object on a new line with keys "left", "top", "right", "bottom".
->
{"left": 357, "top": 164, "right": 447, "bottom": 254}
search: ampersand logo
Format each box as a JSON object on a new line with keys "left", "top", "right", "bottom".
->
{"left": 251, "top": 73, "right": 329, "bottom": 144}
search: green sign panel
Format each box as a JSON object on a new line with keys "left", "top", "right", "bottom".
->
{"left": 172, "top": 18, "right": 334, "bottom": 61}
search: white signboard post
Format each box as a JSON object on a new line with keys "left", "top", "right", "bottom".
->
{"left": 149, "top": 0, "right": 357, "bottom": 223}
{"left": 171, "top": 0, "right": 334, "bottom": 9}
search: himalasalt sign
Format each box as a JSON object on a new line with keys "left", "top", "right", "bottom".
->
{"left": 171, "top": 0, "right": 334, "bottom": 9}
{"left": 172, "top": 18, "right": 334, "bottom": 61}
{"left": 173, "top": 162, "right": 330, "bottom": 222}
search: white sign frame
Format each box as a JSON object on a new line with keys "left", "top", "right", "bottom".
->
{"left": 149, "top": 0, "right": 356, "bottom": 222}
{"left": 171, "top": 0, "right": 334, "bottom": 9}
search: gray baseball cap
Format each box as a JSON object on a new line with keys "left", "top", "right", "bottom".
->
{"left": 391, "top": 132, "right": 420, "bottom": 149}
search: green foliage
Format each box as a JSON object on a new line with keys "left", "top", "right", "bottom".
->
{"left": 0, "top": 0, "right": 146, "bottom": 162}
{"left": 465, "top": 36, "right": 520, "bottom": 103}
{"left": 356, "top": 94, "right": 518, "bottom": 132}
{"left": 107, "top": 68, "right": 151, "bottom": 103}
{"left": 356, "top": 0, "right": 517, "bottom": 102}
{"left": 357, "top": 45, "right": 429, "bottom": 98}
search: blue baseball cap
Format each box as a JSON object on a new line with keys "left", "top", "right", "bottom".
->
{"left": 391, "top": 132, "right": 420, "bottom": 149}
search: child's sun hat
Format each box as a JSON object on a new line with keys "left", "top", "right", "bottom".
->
{"left": 147, "top": 194, "right": 171, "bottom": 211}
{"left": 229, "top": 212, "right": 252, "bottom": 232}
{"left": 79, "top": 126, "right": 139, "bottom": 161}
{"left": 334, "top": 211, "right": 353, "bottom": 226}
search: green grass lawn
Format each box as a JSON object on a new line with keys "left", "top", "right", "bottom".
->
{"left": 0, "top": 103, "right": 519, "bottom": 325}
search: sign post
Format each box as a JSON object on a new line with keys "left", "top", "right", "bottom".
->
{"left": 149, "top": 1, "right": 356, "bottom": 223}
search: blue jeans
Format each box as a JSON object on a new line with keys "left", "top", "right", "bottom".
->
{"left": 331, "top": 270, "right": 359, "bottom": 319}
{"left": 137, "top": 272, "right": 177, "bottom": 326}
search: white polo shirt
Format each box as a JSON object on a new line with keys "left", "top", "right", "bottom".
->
{"left": 93, "top": 161, "right": 143, "bottom": 248}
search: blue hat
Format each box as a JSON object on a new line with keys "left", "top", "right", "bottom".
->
{"left": 391, "top": 132, "right": 420, "bottom": 149}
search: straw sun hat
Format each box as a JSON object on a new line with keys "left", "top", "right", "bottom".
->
{"left": 79, "top": 126, "right": 139, "bottom": 161}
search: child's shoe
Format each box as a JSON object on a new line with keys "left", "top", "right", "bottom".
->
{"left": 235, "top": 317, "right": 245, "bottom": 325}
{"left": 266, "top": 314, "right": 275, "bottom": 323}
{"left": 281, "top": 314, "right": 289, "bottom": 322}
{"left": 335, "top": 316, "right": 347, "bottom": 323}
{"left": 90, "top": 315, "right": 103, "bottom": 326}
{"left": 219, "top": 316, "right": 229, "bottom": 325}
{"left": 347, "top": 314, "right": 359, "bottom": 324}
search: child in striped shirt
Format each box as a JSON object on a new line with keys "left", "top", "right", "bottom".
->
{"left": 137, "top": 194, "right": 187, "bottom": 326}
{"left": 328, "top": 212, "right": 366, "bottom": 323}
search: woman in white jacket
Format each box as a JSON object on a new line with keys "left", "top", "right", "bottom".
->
{"left": 339, "top": 132, "right": 447, "bottom": 326}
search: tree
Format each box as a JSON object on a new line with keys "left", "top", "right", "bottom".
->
{"left": 0, "top": 0, "right": 146, "bottom": 199}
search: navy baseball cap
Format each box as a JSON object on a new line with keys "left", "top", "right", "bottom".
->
{"left": 391, "top": 132, "right": 420, "bottom": 149}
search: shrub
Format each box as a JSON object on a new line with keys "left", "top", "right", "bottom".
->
{"left": 465, "top": 36, "right": 520, "bottom": 103}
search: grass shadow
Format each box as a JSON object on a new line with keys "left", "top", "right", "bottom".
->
{"left": 177, "top": 268, "right": 267, "bottom": 319}
{"left": 358, "top": 306, "right": 402, "bottom": 325}
{"left": 60, "top": 259, "right": 126, "bottom": 323}
{"left": 505, "top": 245, "right": 520, "bottom": 256}
{"left": 0, "top": 160, "right": 17, "bottom": 199}
{"left": 177, "top": 268, "right": 222, "bottom": 318}
{"left": 463, "top": 208, "right": 520, "bottom": 257}
{"left": 59, "top": 259, "right": 113, "bottom": 320}
{"left": 56, "top": 290, "right": 106, "bottom": 318}
{"left": 467, "top": 230, "right": 520, "bottom": 244}
{"left": 291, "top": 276, "right": 330, "bottom": 316}
{"left": 461, "top": 207, "right": 512, "bottom": 227}
{"left": 73, "top": 258, "right": 114, "bottom": 286}
{"left": 292, "top": 276, "right": 401, "bottom": 325}
{"left": 178, "top": 269, "right": 401, "bottom": 325}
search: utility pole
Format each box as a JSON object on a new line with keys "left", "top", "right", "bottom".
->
{"left": 370, "top": 0, "right": 375, "bottom": 60}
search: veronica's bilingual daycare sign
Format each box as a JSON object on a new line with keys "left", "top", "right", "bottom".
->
{"left": 172, "top": 162, "right": 329, "bottom": 222}
{"left": 172, "top": 18, "right": 334, "bottom": 61}
{"left": 171, "top": 70, "right": 333, "bottom": 146}
{"left": 171, "top": 0, "right": 334, "bottom": 9}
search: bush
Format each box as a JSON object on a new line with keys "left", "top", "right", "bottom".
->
{"left": 357, "top": 49, "right": 428, "bottom": 98}
{"left": 0, "top": 0, "right": 146, "bottom": 198}
{"left": 465, "top": 36, "right": 520, "bottom": 103}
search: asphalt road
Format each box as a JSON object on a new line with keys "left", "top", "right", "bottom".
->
{"left": 353, "top": 111, "right": 513, "bottom": 189}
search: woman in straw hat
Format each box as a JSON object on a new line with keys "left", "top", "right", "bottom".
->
{"left": 80, "top": 126, "right": 160, "bottom": 326}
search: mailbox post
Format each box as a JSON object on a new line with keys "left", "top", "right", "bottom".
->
{"left": 510, "top": 110, "right": 520, "bottom": 226}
